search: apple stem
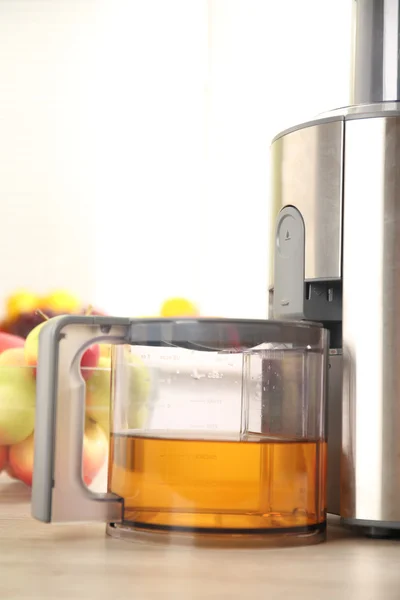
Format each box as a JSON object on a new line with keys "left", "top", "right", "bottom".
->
{"left": 36, "top": 309, "right": 50, "bottom": 321}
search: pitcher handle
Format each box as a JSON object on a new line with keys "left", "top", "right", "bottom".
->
{"left": 32, "top": 315, "right": 131, "bottom": 524}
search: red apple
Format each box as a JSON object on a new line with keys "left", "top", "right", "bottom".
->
{"left": 6, "top": 464, "right": 18, "bottom": 480}
{"left": 8, "top": 434, "right": 34, "bottom": 486}
{"left": 9, "top": 419, "right": 108, "bottom": 488}
{"left": 80, "top": 344, "right": 101, "bottom": 381}
{"left": 0, "top": 332, "right": 24, "bottom": 354}
{"left": 24, "top": 319, "right": 100, "bottom": 380}
{"left": 0, "top": 445, "right": 8, "bottom": 472}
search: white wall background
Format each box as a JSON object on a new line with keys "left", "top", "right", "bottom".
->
{"left": 0, "top": 0, "right": 352, "bottom": 318}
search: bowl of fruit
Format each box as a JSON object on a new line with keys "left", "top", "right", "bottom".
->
{"left": 0, "top": 289, "right": 111, "bottom": 491}
{"left": 0, "top": 290, "right": 201, "bottom": 493}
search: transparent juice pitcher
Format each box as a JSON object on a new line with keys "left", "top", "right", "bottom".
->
{"left": 31, "top": 316, "right": 328, "bottom": 545}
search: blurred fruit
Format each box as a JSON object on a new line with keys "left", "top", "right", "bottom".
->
{"left": 9, "top": 434, "right": 34, "bottom": 486}
{"left": 85, "top": 356, "right": 111, "bottom": 435}
{"left": 80, "top": 344, "right": 100, "bottom": 381}
{"left": 99, "top": 344, "right": 112, "bottom": 359}
{"left": 82, "top": 418, "right": 108, "bottom": 486}
{"left": 0, "top": 289, "right": 106, "bottom": 340}
{"left": 6, "top": 290, "right": 40, "bottom": 322}
{"left": 0, "top": 348, "right": 33, "bottom": 382}
{"left": 24, "top": 320, "right": 46, "bottom": 370}
{"left": 86, "top": 351, "right": 151, "bottom": 434}
{"left": 9, "top": 420, "right": 108, "bottom": 488}
{"left": 0, "top": 358, "right": 35, "bottom": 445}
{"left": 40, "top": 290, "right": 81, "bottom": 314}
{"left": 160, "top": 297, "right": 199, "bottom": 318}
{"left": 126, "top": 352, "right": 151, "bottom": 429}
{"left": 0, "top": 445, "right": 8, "bottom": 472}
{"left": 84, "top": 307, "right": 107, "bottom": 316}
{"left": 0, "top": 332, "right": 25, "bottom": 354}
{"left": 6, "top": 464, "right": 17, "bottom": 480}
{"left": 227, "top": 324, "right": 241, "bottom": 350}
{"left": 25, "top": 319, "right": 100, "bottom": 380}
{"left": 0, "top": 311, "right": 51, "bottom": 339}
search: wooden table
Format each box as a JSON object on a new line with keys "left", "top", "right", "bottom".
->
{"left": 1, "top": 479, "right": 400, "bottom": 600}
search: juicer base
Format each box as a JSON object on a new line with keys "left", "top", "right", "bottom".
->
{"left": 105, "top": 520, "right": 327, "bottom": 548}
{"left": 341, "top": 518, "right": 400, "bottom": 538}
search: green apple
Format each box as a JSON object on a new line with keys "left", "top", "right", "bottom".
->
{"left": 0, "top": 349, "right": 36, "bottom": 445}
{"left": 125, "top": 352, "right": 151, "bottom": 429}
{"left": 85, "top": 351, "right": 151, "bottom": 434}
{"left": 85, "top": 356, "right": 111, "bottom": 435}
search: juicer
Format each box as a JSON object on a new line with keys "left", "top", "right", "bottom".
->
{"left": 269, "top": 0, "right": 400, "bottom": 536}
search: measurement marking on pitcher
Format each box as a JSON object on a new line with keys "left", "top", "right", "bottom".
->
{"left": 190, "top": 369, "right": 205, "bottom": 380}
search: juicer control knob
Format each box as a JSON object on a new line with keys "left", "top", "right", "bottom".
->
{"left": 276, "top": 212, "right": 302, "bottom": 257}
{"left": 273, "top": 206, "right": 306, "bottom": 320}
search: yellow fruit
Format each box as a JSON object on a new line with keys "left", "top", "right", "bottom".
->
{"left": 24, "top": 321, "right": 47, "bottom": 367}
{"left": 160, "top": 297, "right": 199, "bottom": 318}
{"left": 99, "top": 344, "right": 112, "bottom": 359}
{"left": 6, "top": 290, "right": 40, "bottom": 321}
{"left": 40, "top": 290, "right": 81, "bottom": 314}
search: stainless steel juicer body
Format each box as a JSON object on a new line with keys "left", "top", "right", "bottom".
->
{"left": 269, "top": 0, "right": 400, "bottom": 535}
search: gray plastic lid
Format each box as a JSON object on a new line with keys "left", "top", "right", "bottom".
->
{"left": 127, "top": 317, "right": 324, "bottom": 350}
